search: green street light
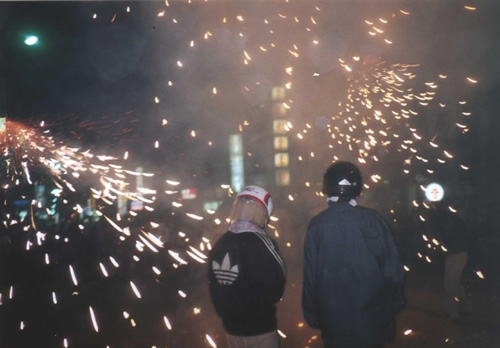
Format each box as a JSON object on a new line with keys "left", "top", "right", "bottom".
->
{"left": 24, "top": 35, "right": 39, "bottom": 46}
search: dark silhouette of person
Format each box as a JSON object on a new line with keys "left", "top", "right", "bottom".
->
{"left": 427, "top": 201, "right": 473, "bottom": 318}
{"left": 302, "top": 161, "right": 405, "bottom": 348}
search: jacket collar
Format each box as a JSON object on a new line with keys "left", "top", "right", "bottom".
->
{"left": 228, "top": 220, "right": 266, "bottom": 234}
{"left": 326, "top": 196, "right": 358, "bottom": 206}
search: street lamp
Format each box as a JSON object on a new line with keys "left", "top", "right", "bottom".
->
{"left": 425, "top": 182, "right": 445, "bottom": 202}
{"left": 24, "top": 35, "right": 39, "bottom": 46}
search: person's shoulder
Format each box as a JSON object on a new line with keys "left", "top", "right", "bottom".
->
{"left": 355, "top": 205, "right": 389, "bottom": 223}
{"left": 236, "top": 231, "right": 262, "bottom": 241}
{"left": 241, "top": 231, "right": 276, "bottom": 246}
{"left": 356, "top": 205, "right": 381, "bottom": 216}
{"left": 210, "top": 232, "right": 250, "bottom": 257}
{"left": 309, "top": 204, "right": 361, "bottom": 222}
{"left": 216, "top": 231, "right": 265, "bottom": 245}
{"left": 230, "top": 232, "right": 280, "bottom": 256}
{"left": 308, "top": 208, "right": 329, "bottom": 226}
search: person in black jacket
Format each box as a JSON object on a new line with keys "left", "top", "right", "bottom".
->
{"left": 302, "top": 161, "right": 405, "bottom": 348}
{"left": 427, "top": 202, "right": 473, "bottom": 318}
{"left": 208, "top": 185, "right": 286, "bottom": 348}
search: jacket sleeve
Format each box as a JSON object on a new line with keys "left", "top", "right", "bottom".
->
{"left": 376, "top": 215, "right": 406, "bottom": 313}
{"left": 302, "top": 220, "right": 320, "bottom": 329}
{"left": 269, "top": 239, "right": 287, "bottom": 301}
{"left": 246, "top": 234, "right": 286, "bottom": 305}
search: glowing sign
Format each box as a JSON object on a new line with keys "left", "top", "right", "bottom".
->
{"left": 273, "top": 120, "right": 288, "bottom": 134}
{"left": 181, "top": 188, "right": 198, "bottom": 200}
{"left": 271, "top": 86, "right": 286, "bottom": 101}
{"left": 272, "top": 103, "right": 287, "bottom": 117}
{"left": 274, "top": 153, "right": 289, "bottom": 168}
{"left": 229, "top": 134, "right": 244, "bottom": 192}
{"left": 276, "top": 170, "right": 290, "bottom": 186}
{"left": 425, "top": 182, "right": 445, "bottom": 202}
{"left": 129, "top": 201, "right": 144, "bottom": 211}
{"left": 274, "top": 136, "right": 288, "bottom": 151}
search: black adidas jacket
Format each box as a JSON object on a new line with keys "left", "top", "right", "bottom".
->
{"left": 208, "top": 231, "right": 286, "bottom": 336}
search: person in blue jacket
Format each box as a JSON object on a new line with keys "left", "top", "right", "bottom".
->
{"left": 302, "top": 161, "right": 405, "bottom": 348}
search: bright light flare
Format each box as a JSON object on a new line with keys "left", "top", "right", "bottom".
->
{"left": 99, "top": 263, "right": 109, "bottom": 277}
{"left": 89, "top": 306, "right": 99, "bottom": 332}
{"left": 109, "top": 256, "right": 120, "bottom": 268}
{"left": 168, "top": 250, "right": 188, "bottom": 265}
{"left": 206, "top": 334, "right": 217, "bottom": 348}
{"left": 163, "top": 315, "right": 172, "bottom": 330}
{"left": 130, "top": 281, "right": 142, "bottom": 299}
{"left": 103, "top": 215, "right": 124, "bottom": 234}
{"left": 186, "top": 250, "right": 206, "bottom": 264}
{"left": 69, "top": 265, "right": 78, "bottom": 286}
{"left": 186, "top": 212, "right": 204, "bottom": 220}
{"left": 24, "top": 35, "right": 39, "bottom": 46}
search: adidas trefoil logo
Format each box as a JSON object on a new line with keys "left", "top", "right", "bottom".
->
{"left": 212, "top": 253, "right": 239, "bottom": 285}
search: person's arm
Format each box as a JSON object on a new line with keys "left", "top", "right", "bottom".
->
{"left": 302, "top": 221, "right": 320, "bottom": 329}
{"left": 377, "top": 216, "right": 406, "bottom": 313}
{"left": 246, "top": 234, "right": 286, "bottom": 306}
{"left": 269, "top": 238, "right": 286, "bottom": 301}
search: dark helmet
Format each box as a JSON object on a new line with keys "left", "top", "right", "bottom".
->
{"left": 322, "top": 161, "right": 362, "bottom": 198}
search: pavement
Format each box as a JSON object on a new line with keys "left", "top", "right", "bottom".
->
{"left": 1, "top": 227, "right": 498, "bottom": 348}
{"left": 169, "top": 244, "right": 500, "bottom": 348}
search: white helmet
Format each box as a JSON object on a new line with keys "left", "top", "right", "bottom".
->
{"left": 229, "top": 185, "right": 273, "bottom": 228}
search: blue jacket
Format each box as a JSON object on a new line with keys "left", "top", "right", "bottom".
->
{"left": 302, "top": 202, "right": 405, "bottom": 347}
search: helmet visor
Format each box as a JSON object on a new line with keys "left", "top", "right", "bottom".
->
{"left": 229, "top": 197, "right": 268, "bottom": 228}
